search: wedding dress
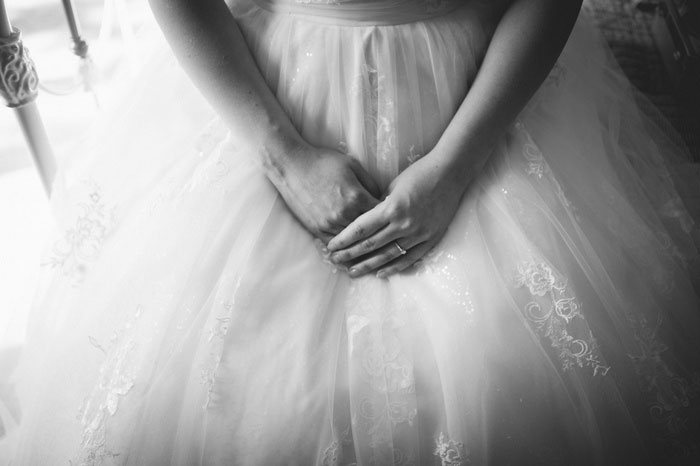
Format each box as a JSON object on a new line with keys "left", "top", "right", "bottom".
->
{"left": 2, "top": 0, "right": 700, "bottom": 464}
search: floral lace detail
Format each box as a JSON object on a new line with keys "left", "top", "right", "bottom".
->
{"left": 434, "top": 432, "right": 469, "bottom": 466}
{"left": 407, "top": 145, "right": 423, "bottom": 165}
{"left": 351, "top": 63, "right": 396, "bottom": 168}
{"left": 74, "top": 306, "right": 143, "bottom": 465}
{"left": 347, "top": 313, "right": 414, "bottom": 395}
{"left": 515, "top": 122, "right": 547, "bottom": 179}
{"left": 200, "top": 314, "right": 231, "bottom": 408}
{"left": 45, "top": 182, "right": 115, "bottom": 282}
{"left": 628, "top": 314, "right": 700, "bottom": 450}
{"left": 321, "top": 440, "right": 341, "bottom": 466}
{"left": 200, "top": 281, "right": 241, "bottom": 409}
{"left": 344, "top": 281, "right": 419, "bottom": 463}
{"left": 515, "top": 262, "right": 610, "bottom": 376}
{"left": 516, "top": 262, "right": 557, "bottom": 297}
{"left": 145, "top": 120, "right": 233, "bottom": 213}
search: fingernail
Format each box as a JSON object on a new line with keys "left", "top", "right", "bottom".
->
{"left": 320, "top": 246, "right": 329, "bottom": 255}
{"left": 349, "top": 267, "right": 359, "bottom": 276}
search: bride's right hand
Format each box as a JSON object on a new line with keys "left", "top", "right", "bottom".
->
{"left": 264, "top": 143, "right": 381, "bottom": 242}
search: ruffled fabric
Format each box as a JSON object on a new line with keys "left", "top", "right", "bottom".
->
{"left": 2, "top": 1, "right": 700, "bottom": 465}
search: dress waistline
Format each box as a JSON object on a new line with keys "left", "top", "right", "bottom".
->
{"left": 248, "top": 0, "right": 463, "bottom": 26}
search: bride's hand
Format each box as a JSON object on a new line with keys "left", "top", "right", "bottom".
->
{"left": 326, "top": 155, "right": 469, "bottom": 278}
{"left": 265, "top": 143, "right": 381, "bottom": 242}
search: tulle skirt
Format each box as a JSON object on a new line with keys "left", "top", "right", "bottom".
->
{"left": 2, "top": 0, "right": 700, "bottom": 465}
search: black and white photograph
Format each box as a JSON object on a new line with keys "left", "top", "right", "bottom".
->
{"left": 1, "top": 0, "right": 700, "bottom": 464}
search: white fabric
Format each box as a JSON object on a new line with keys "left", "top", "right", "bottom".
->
{"left": 2, "top": 0, "right": 700, "bottom": 464}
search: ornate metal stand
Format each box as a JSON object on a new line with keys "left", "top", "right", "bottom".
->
{"left": 62, "top": 0, "right": 89, "bottom": 60}
{"left": 0, "top": 1, "right": 56, "bottom": 195}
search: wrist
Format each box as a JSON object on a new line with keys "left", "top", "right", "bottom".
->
{"left": 426, "top": 128, "right": 500, "bottom": 189}
{"left": 423, "top": 146, "right": 475, "bottom": 194}
{"left": 257, "top": 125, "right": 311, "bottom": 186}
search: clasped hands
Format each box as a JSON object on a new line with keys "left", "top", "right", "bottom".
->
{"left": 269, "top": 143, "right": 467, "bottom": 278}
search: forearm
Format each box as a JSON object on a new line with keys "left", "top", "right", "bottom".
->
{"left": 148, "top": 0, "right": 306, "bottom": 171}
{"left": 430, "top": 0, "right": 582, "bottom": 184}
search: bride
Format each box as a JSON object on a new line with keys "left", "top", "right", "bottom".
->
{"left": 2, "top": 0, "right": 700, "bottom": 464}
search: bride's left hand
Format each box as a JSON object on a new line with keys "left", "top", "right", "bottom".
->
{"left": 326, "top": 155, "right": 469, "bottom": 278}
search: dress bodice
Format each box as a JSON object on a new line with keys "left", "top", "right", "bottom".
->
{"left": 248, "top": 0, "right": 463, "bottom": 25}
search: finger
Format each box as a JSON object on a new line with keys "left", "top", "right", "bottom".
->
{"left": 346, "top": 237, "right": 422, "bottom": 278}
{"left": 327, "top": 206, "right": 388, "bottom": 252}
{"left": 350, "top": 161, "right": 381, "bottom": 200}
{"left": 375, "top": 240, "right": 437, "bottom": 279}
{"left": 330, "top": 224, "right": 414, "bottom": 264}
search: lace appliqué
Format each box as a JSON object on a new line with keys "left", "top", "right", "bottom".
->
{"left": 344, "top": 282, "right": 419, "bottom": 464}
{"left": 351, "top": 64, "right": 397, "bottom": 166}
{"left": 321, "top": 440, "right": 341, "bottom": 466}
{"left": 407, "top": 145, "right": 423, "bottom": 165}
{"left": 146, "top": 120, "right": 233, "bottom": 213}
{"left": 45, "top": 182, "right": 115, "bottom": 282}
{"left": 74, "top": 306, "right": 143, "bottom": 466}
{"left": 434, "top": 432, "right": 469, "bottom": 466}
{"left": 514, "top": 122, "right": 547, "bottom": 179}
{"left": 628, "top": 314, "right": 700, "bottom": 451}
{"left": 515, "top": 262, "right": 610, "bottom": 376}
{"left": 200, "top": 314, "right": 231, "bottom": 409}
{"left": 200, "top": 279, "right": 242, "bottom": 409}
{"left": 319, "top": 423, "right": 356, "bottom": 466}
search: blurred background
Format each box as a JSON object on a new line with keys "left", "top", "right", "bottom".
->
{"left": 0, "top": 0, "right": 151, "bottom": 348}
{"left": 0, "top": 0, "right": 698, "bottom": 350}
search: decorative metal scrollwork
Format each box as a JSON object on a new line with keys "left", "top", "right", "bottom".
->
{"left": 0, "top": 27, "right": 39, "bottom": 108}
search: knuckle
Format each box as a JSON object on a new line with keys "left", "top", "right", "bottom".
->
{"left": 353, "top": 226, "right": 366, "bottom": 239}
{"left": 384, "top": 202, "right": 405, "bottom": 221}
{"left": 384, "top": 204, "right": 399, "bottom": 220}
{"left": 361, "top": 238, "right": 375, "bottom": 250}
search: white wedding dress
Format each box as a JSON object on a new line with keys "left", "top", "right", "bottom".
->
{"left": 2, "top": 0, "right": 700, "bottom": 464}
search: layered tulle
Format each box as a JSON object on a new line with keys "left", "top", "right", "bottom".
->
{"left": 2, "top": 0, "right": 700, "bottom": 465}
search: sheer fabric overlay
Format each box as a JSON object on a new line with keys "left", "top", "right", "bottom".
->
{"left": 2, "top": 0, "right": 700, "bottom": 465}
